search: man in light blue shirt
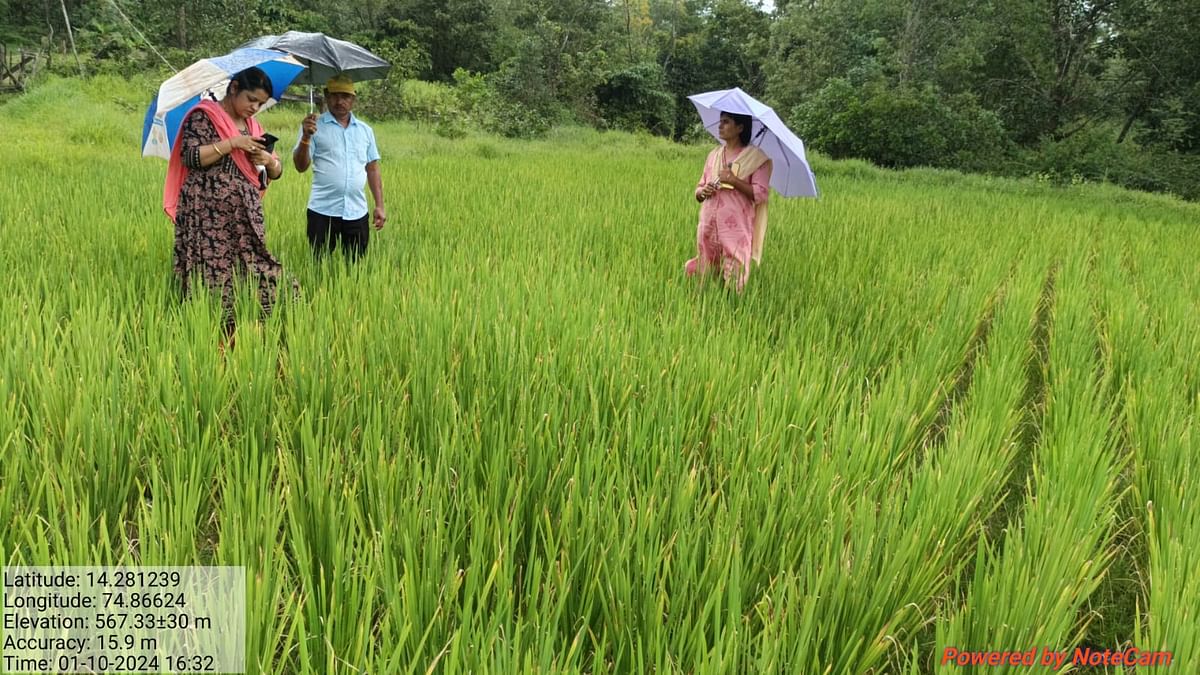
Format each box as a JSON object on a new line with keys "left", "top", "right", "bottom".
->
{"left": 292, "top": 74, "right": 386, "bottom": 259}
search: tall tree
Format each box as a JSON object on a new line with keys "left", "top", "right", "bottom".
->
{"left": 1111, "top": 0, "right": 1200, "bottom": 151}
{"left": 700, "top": 0, "right": 771, "bottom": 93}
{"left": 495, "top": 0, "right": 617, "bottom": 110}
{"left": 392, "top": 0, "right": 497, "bottom": 80}
{"left": 765, "top": 0, "right": 891, "bottom": 115}
{"left": 968, "top": 0, "right": 1117, "bottom": 143}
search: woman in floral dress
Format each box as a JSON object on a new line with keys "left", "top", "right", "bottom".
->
{"left": 163, "top": 67, "right": 287, "bottom": 342}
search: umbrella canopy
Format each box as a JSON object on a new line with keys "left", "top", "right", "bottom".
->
{"left": 238, "top": 31, "right": 391, "bottom": 85}
{"left": 141, "top": 48, "right": 305, "bottom": 159}
{"left": 687, "top": 87, "right": 819, "bottom": 198}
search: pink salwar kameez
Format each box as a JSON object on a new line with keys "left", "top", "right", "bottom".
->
{"left": 685, "top": 144, "right": 771, "bottom": 292}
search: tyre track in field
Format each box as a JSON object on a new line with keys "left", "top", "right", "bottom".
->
{"left": 888, "top": 271, "right": 1013, "bottom": 482}
{"left": 904, "top": 262, "right": 1054, "bottom": 673}
{"left": 979, "top": 263, "right": 1057, "bottom": 554}
{"left": 931, "top": 253, "right": 1128, "bottom": 673}
{"left": 859, "top": 274, "right": 1009, "bottom": 674}
{"left": 914, "top": 280, "right": 1005, "bottom": 468}
{"left": 939, "top": 263, "right": 1056, "bottom": 635}
{"left": 1076, "top": 248, "right": 1147, "bottom": 660}
{"left": 739, "top": 270, "right": 1015, "bottom": 674}
{"left": 823, "top": 260, "right": 1044, "bottom": 673}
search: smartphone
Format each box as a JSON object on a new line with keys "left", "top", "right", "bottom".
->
{"left": 259, "top": 132, "right": 280, "bottom": 153}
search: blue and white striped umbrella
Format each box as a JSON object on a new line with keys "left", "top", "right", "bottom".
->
{"left": 141, "top": 48, "right": 305, "bottom": 159}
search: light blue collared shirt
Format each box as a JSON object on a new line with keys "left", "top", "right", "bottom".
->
{"left": 296, "top": 111, "right": 380, "bottom": 220}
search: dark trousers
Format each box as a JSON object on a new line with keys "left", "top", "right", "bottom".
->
{"left": 307, "top": 209, "right": 369, "bottom": 259}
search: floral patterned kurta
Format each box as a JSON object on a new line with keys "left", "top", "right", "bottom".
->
{"left": 173, "top": 110, "right": 284, "bottom": 332}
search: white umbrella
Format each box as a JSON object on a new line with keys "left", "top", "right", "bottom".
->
{"left": 687, "top": 87, "right": 819, "bottom": 198}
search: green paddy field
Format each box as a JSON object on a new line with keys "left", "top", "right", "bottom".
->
{"left": 2, "top": 76, "right": 1198, "bottom": 673}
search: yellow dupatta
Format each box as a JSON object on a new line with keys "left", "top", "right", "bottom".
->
{"left": 708, "top": 144, "right": 772, "bottom": 264}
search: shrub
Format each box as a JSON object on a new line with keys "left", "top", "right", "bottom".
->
{"left": 482, "top": 52, "right": 564, "bottom": 138}
{"left": 1015, "top": 126, "right": 1200, "bottom": 201}
{"left": 794, "top": 76, "right": 1009, "bottom": 171}
{"left": 349, "top": 39, "right": 431, "bottom": 121}
{"left": 435, "top": 117, "right": 469, "bottom": 139}
{"left": 452, "top": 68, "right": 491, "bottom": 123}
{"left": 398, "top": 79, "right": 460, "bottom": 124}
{"left": 594, "top": 62, "right": 675, "bottom": 136}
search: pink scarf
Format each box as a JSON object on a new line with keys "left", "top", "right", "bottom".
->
{"left": 163, "top": 99, "right": 269, "bottom": 223}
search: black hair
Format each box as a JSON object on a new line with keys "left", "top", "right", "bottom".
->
{"left": 229, "top": 67, "right": 274, "bottom": 99}
{"left": 721, "top": 111, "right": 753, "bottom": 146}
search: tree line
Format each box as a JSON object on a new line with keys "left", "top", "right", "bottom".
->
{"left": 4, "top": 0, "right": 1198, "bottom": 198}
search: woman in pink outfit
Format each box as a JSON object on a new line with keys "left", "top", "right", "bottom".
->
{"left": 685, "top": 111, "right": 772, "bottom": 292}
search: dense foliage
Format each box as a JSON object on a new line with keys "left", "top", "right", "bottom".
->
{"left": 3, "top": 0, "right": 1198, "bottom": 194}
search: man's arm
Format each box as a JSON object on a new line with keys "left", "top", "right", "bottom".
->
{"left": 366, "top": 160, "right": 386, "bottom": 230}
{"left": 293, "top": 113, "right": 317, "bottom": 173}
{"left": 293, "top": 137, "right": 312, "bottom": 173}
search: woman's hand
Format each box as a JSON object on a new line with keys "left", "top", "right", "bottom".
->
{"left": 229, "top": 136, "right": 265, "bottom": 153}
{"left": 249, "top": 147, "right": 282, "bottom": 179}
{"left": 248, "top": 146, "right": 273, "bottom": 166}
{"left": 719, "top": 166, "right": 757, "bottom": 200}
{"left": 205, "top": 136, "right": 258, "bottom": 167}
{"left": 698, "top": 183, "right": 718, "bottom": 201}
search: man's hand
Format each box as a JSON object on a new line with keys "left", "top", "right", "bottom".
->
{"left": 373, "top": 206, "right": 387, "bottom": 230}
{"left": 301, "top": 113, "right": 318, "bottom": 140}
